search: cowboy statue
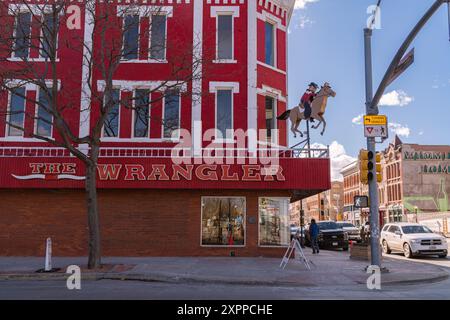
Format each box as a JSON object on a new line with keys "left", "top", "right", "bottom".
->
{"left": 276, "top": 81, "right": 336, "bottom": 137}
{"left": 301, "top": 82, "right": 319, "bottom": 122}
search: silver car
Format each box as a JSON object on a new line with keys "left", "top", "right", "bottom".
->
{"left": 380, "top": 223, "right": 448, "bottom": 258}
{"left": 336, "top": 221, "right": 361, "bottom": 242}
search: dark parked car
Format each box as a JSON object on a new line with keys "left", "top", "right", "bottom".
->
{"left": 305, "top": 221, "right": 349, "bottom": 251}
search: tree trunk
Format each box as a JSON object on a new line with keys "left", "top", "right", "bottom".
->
{"left": 85, "top": 158, "right": 101, "bottom": 269}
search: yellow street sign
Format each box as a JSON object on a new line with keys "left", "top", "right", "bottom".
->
{"left": 364, "top": 115, "right": 387, "bottom": 125}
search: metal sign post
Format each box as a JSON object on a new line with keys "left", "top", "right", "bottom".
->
{"left": 364, "top": 27, "right": 381, "bottom": 268}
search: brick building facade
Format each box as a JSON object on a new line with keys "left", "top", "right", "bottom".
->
{"left": 0, "top": 0, "right": 331, "bottom": 257}
{"left": 342, "top": 136, "right": 450, "bottom": 231}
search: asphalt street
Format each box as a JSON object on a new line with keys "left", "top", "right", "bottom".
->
{"left": 1, "top": 253, "right": 449, "bottom": 300}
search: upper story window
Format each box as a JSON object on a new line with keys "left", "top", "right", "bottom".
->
{"left": 163, "top": 90, "right": 180, "bottom": 139}
{"left": 217, "top": 15, "right": 232, "bottom": 60}
{"left": 103, "top": 89, "right": 121, "bottom": 138}
{"left": 40, "top": 13, "right": 58, "bottom": 60}
{"left": 209, "top": 81, "right": 239, "bottom": 141}
{"left": 7, "top": 87, "right": 26, "bottom": 136}
{"left": 265, "top": 96, "right": 275, "bottom": 142}
{"left": 36, "top": 88, "right": 53, "bottom": 137}
{"left": 216, "top": 89, "right": 232, "bottom": 140}
{"left": 150, "top": 15, "right": 167, "bottom": 60}
{"left": 13, "top": 12, "right": 32, "bottom": 59}
{"left": 119, "top": 6, "right": 172, "bottom": 62}
{"left": 133, "top": 89, "right": 150, "bottom": 138}
{"left": 211, "top": 6, "right": 239, "bottom": 63}
{"left": 122, "top": 14, "right": 140, "bottom": 60}
{"left": 264, "top": 21, "right": 275, "bottom": 66}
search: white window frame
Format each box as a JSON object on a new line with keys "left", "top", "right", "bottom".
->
{"left": 264, "top": 20, "right": 277, "bottom": 68}
{"left": 97, "top": 80, "right": 186, "bottom": 142}
{"left": 2, "top": 80, "right": 59, "bottom": 140}
{"left": 148, "top": 13, "right": 169, "bottom": 62}
{"left": 34, "top": 86, "right": 54, "bottom": 138}
{"left": 161, "top": 91, "right": 181, "bottom": 141}
{"left": 101, "top": 88, "right": 122, "bottom": 140}
{"left": 5, "top": 87, "right": 27, "bottom": 138}
{"left": 209, "top": 81, "right": 239, "bottom": 143}
{"left": 211, "top": 6, "right": 240, "bottom": 64}
{"left": 11, "top": 10, "right": 32, "bottom": 60}
{"left": 117, "top": 5, "right": 173, "bottom": 64}
{"left": 121, "top": 13, "right": 141, "bottom": 62}
{"left": 257, "top": 85, "right": 286, "bottom": 145}
{"left": 131, "top": 89, "right": 151, "bottom": 139}
{"left": 263, "top": 94, "right": 277, "bottom": 144}
{"left": 8, "top": 4, "right": 63, "bottom": 61}
{"left": 257, "top": 197, "right": 291, "bottom": 248}
{"left": 38, "top": 12, "right": 60, "bottom": 61}
{"left": 200, "top": 196, "right": 247, "bottom": 248}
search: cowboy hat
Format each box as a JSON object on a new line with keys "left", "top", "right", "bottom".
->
{"left": 308, "top": 82, "right": 319, "bottom": 89}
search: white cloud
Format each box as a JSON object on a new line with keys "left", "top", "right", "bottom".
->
{"left": 294, "top": 0, "right": 319, "bottom": 10}
{"left": 389, "top": 122, "right": 411, "bottom": 137}
{"left": 311, "top": 141, "right": 356, "bottom": 182}
{"left": 379, "top": 90, "right": 414, "bottom": 107}
{"left": 352, "top": 114, "right": 363, "bottom": 125}
{"left": 295, "top": 15, "right": 314, "bottom": 29}
{"left": 418, "top": 130, "right": 424, "bottom": 136}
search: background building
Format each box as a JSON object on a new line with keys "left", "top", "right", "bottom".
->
{"left": 341, "top": 136, "right": 450, "bottom": 234}
{"left": 290, "top": 181, "right": 343, "bottom": 225}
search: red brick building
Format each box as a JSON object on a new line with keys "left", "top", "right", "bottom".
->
{"left": 0, "top": 0, "right": 330, "bottom": 257}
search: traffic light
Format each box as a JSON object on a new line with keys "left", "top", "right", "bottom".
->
{"left": 375, "top": 152, "right": 383, "bottom": 183}
{"left": 359, "top": 150, "right": 383, "bottom": 184}
{"left": 359, "top": 149, "right": 374, "bottom": 184}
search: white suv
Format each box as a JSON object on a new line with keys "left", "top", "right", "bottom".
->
{"left": 380, "top": 223, "right": 448, "bottom": 259}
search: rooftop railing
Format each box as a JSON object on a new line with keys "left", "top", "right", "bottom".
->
{"left": 0, "top": 146, "right": 329, "bottom": 159}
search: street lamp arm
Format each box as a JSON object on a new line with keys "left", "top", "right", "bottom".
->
{"left": 370, "top": 0, "right": 446, "bottom": 111}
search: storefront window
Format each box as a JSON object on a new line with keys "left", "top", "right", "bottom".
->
{"left": 201, "top": 197, "right": 245, "bottom": 246}
{"left": 259, "top": 197, "right": 290, "bottom": 246}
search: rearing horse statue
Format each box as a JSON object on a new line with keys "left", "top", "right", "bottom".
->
{"left": 277, "top": 83, "right": 336, "bottom": 137}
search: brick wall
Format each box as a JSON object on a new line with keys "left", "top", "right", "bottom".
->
{"left": 0, "top": 189, "right": 290, "bottom": 257}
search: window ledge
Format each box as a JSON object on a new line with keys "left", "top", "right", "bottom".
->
{"left": 120, "top": 59, "right": 168, "bottom": 64}
{"left": 0, "top": 137, "right": 46, "bottom": 142}
{"left": 7, "top": 57, "right": 60, "bottom": 63}
{"left": 213, "top": 59, "right": 237, "bottom": 64}
{"left": 211, "top": 138, "right": 236, "bottom": 144}
{"left": 257, "top": 61, "right": 286, "bottom": 75}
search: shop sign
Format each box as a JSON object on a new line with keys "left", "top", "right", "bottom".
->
{"left": 12, "top": 162, "right": 286, "bottom": 182}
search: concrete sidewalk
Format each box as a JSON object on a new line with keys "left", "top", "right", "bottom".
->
{"left": 0, "top": 250, "right": 448, "bottom": 287}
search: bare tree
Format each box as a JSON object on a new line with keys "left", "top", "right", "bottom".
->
{"left": 0, "top": 0, "right": 209, "bottom": 268}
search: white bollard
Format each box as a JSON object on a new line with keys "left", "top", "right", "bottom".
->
{"left": 45, "top": 237, "right": 52, "bottom": 272}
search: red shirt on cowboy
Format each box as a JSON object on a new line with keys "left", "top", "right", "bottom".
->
{"left": 300, "top": 82, "right": 318, "bottom": 120}
{"left": 301, "top": 90, "right": 316, "bottom": 105}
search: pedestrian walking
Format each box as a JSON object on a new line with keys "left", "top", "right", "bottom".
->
{"left": 309, "top": 219, "right": 320, "bottom": 254}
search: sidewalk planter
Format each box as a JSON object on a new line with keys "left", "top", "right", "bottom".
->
{"left": 350, "top": 243, "right": 382, "bottom": 261}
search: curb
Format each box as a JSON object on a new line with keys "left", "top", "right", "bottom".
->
{"left": 1, "top": 270, "right": 448, "bottom": 287}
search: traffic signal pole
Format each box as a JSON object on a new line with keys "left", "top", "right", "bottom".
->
{"left": 362, "top": 0, "right": 447, "bottom": 269}
{"left": 364, "top": 28, "right": 381, "bottom": 268}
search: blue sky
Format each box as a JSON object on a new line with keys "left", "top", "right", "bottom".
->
{"left": 288, "top": 0, "right": 450, "bottom": 179}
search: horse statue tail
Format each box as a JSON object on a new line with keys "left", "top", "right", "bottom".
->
{"left": 277, "top": 109, "right": 291, "bottom": 121}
